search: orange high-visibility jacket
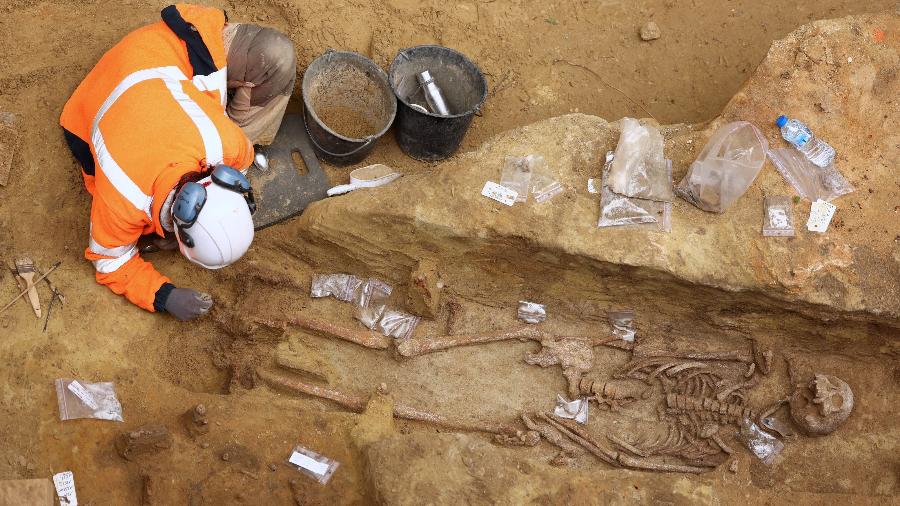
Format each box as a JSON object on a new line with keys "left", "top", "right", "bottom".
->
{"left": 61, "top": 4, "right": 253, "bottom": 312}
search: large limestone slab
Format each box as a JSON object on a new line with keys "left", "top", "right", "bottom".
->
{"left": 285, "top": 13, "right": 898, "bottom": 322}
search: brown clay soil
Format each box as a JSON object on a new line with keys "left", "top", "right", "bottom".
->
{"left": 0, "top": 0, "right": 897, "bottom": 504}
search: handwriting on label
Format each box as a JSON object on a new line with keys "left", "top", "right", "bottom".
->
{"left": 53, "top": 471, "right": 78, "bottom": 505}
{"left": 68, "top": 380, "right": 99, "bottom": 410}
{"left": 807, "top": 199, "right": 836, "bottom": 233}
{"left": 481, "top": 181, "right": 518, "bottom": 206}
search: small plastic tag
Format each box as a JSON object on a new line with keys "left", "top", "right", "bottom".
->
{"left": 67, "top": 380, "right": 99, "bottom": 410}
{"left": 53, "top": 471, "right": 78, "bottom": 505}
{"left": 587, "top": 178, "right": 599, "bottom": 194}
{"left": 807, "top": 199, "right": 836, "bottom": 232}
{"left": 288, "top": 445, "right": 340, "bottom": 484}
{"left": 763, "top": 196, "right": 795, "bottom": 237}
{"left": 481, "top": 181, "right": 518, "bottom": 206}
{"left": 289, "top": 452, "right": 331, "bottom": 475}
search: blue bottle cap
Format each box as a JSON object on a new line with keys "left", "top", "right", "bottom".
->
{"left": 775, "top": 115, "right": 788, "bottom": 128}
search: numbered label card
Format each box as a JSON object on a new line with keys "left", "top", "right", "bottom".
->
{"left": 807, "top": 199, "right": 836, "bottom": 233}
{"left": 481, "top": 181, "right": 518, "bottom": 206}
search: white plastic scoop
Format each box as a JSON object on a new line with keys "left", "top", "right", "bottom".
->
{"left": 327, "top": 164, "right": 401, "bottom": 196}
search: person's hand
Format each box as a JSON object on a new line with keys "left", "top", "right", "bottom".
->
{"left": 164, "top": 288, "right": 213, "bottom": 321}
{"left": 140, "top": 234, "right": 179, "bottom": 254}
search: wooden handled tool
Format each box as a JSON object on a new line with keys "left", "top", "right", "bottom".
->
{"left": 1, "top": 261, "right": 61, "bottom": 315}
{"left": 15, "top": 258, "right": 41, "bottom": 318}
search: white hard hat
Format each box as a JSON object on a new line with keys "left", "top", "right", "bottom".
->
{"left": 173, "top": 166, "right": 255, "bottom": 270}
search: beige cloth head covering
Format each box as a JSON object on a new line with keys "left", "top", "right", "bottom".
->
{"left": 224, "top": 24, "right": 296, "bottom": 145}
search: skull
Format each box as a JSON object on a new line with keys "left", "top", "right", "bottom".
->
{"left": 789, "top": 374, "right": 853, "bottom": 436}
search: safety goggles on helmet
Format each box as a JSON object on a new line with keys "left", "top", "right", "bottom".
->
{"left": 172, "top": 165, "right": 256, "bottom": 248}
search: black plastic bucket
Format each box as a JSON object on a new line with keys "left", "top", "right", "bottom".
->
{"left": 302, "top": 50, "right": 397, "bottom": 166}
{"left": 389, "top": 46, "right": 488, "bottom": 161}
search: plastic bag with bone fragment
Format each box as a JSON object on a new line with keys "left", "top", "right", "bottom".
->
{"left": 517, "top": 301, "right": 546, "bottom": 324}
{"left": 608, "top": 118, "right": 673, "bottom": 202}
{"left": 607, "top": 309, "right": 636, "bottom": 342}
{"left": 310, "top": 273, "right": 364, "bottom": 302}
{"left": 762, "top": 196, "right": 795, "bottom": 237}
{"left": 55, "top": 378, "right": 123, "bottom": 422}
{"left": 354, "top": 278, "right": 393, "bottom": 329}
{"left": 598, "top": 152, "right": 672, "bottom": 231}
{"left": 767, "top": 148, "right": 854, "bottom": 202}
{"left": 500, "top": 155, "right": 540, "bottom": 203}
{"left": 738, "top": 418, "right": 784, "bottom": 465}
{"left": 288, "top": 445, "right": 340, "bottom": 484}
{"left": 554, "top": 394, "right": 589, "bottom": 424}
{"left": 378, "top": 309, "right": 421, "bottom": 339}
{"left": 675, "top": 122, "right": 768, "bottom": 213}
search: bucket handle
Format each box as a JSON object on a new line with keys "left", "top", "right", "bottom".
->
{"left": 304, "top": 117, "right": 376, "bottom": 159}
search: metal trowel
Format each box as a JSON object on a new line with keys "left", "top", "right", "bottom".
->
{"left": 247, "top": 113, "right": 331, "bottom": 230}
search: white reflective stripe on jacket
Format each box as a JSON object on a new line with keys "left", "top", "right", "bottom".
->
{"left": 88, "top": 224, "right": 139, "bottom": 274}
{"left": 92, "top": 244, "right": 139, "bottom": 274}
{"left": 89, "top": 65, "right": 226, "bottom": 274}
{"left": 191, "top": 66, "right": 228, "bottom": 107}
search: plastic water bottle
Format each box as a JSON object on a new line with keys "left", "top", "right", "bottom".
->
{"left": 775, "top": 115, "right": 835, "bottom": 167}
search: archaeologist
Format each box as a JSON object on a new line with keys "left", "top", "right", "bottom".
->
{"left": 60, "top": 4, "right": 296, "bottom": 321}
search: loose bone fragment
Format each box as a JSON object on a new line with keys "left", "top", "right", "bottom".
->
{"left": 257, "top": 368, "right": 520, "bottom": 436}
{"left": 521, "top": 414, "right": 584, "bottom": 457}
{"left": 396, "top": 326, "right": 614, "bottom": 357}
{"left": 537, "top": 413, "right": 619, "bottom": 466}
{"left": 665, "top": 362, "right": 709, "bottom": 377}
{"left": 607, "top": 433, "right": 650, "bottom": 457}
{"left": 396, "top": 327, "right": 545, "bottom": 356}
{"left": 540, "top": 414, "right": 711, "bottom": 473}
{"left": 256, "top": 316, "right": 392, "bottom": 349}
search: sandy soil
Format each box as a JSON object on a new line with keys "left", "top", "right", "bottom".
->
{"left": 0, "top": 0, "right": 896, "bottom": 504}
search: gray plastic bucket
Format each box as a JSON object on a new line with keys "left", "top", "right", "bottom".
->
{"left": 389, "top": 46, "right": 488, "bottom": 161}
{"left": 302, "top": 50, "right": 397, "bottom": 166}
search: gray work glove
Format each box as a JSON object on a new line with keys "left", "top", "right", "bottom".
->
{"left": 165, "top": 288, "right": 213, "bottom": 321}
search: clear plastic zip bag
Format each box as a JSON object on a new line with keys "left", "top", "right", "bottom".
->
{"left": 767, "top": 148, "right": 854, "bottom": 202}
{"left": 598, "top": 152, "right": 672, "bottom": 232}
{"left": 675, "top": 121, "right": 768, "bottom": 213}
{"left": 517, "top": 301, "right": 547, "bottom": 324}
{"left": 608, "top": 118, "right": 673, "bottom": 202}
{"left": 607, "top": 309, "right": 636, "bottom": 342}
{"left": 500, "top": 156, "right": 540, "bottom": 203}
{"left": 531, "top": 173, "right": 564, "bottom": 203}
{"left": 311, "top": 273, "right": 364, "bottom": 302}
{"left": 355, "top": 278, "right": 393, "bottom": 329}
{"left": 378, "top": 309, "right": 421, "bottom": 339}
{"left": 55, "top": 378, "right": 123, "bottom": 422}
{"left": 762, "top": 196, "right": 795, "bottom": 237}
{"left": 738, "top": 418, "right": 784, "bottom": 465}
{"left": 288, "top": 445, "right": 340, "bottom": 484}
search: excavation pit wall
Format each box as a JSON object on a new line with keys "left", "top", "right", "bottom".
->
{"left": 205, "top": 14, "right": 899, "bottom": 500}
{"left": 0, "top": 6, "right": 894, "bottom": 504}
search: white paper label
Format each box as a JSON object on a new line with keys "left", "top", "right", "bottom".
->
{"left": 481, "top": 181, "right": 518, "bottom": 206}
{"left": 289, "top": 451, "right": 330, "bottom": 476}
{"left": 807, "top": 199, "right": 836, "bottom": 233}
{"left": 53, "top": 471, "right": 78, "bottom": 505}
{"left": 587, "top": 178, "right": 599, "bottom": 194}
{"left": 67, "top": 380, "right": 99, "bottom": 410}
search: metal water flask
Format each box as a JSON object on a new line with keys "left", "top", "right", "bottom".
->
{"left": 416, "top": 70, "right": 451, "bottom": 116}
